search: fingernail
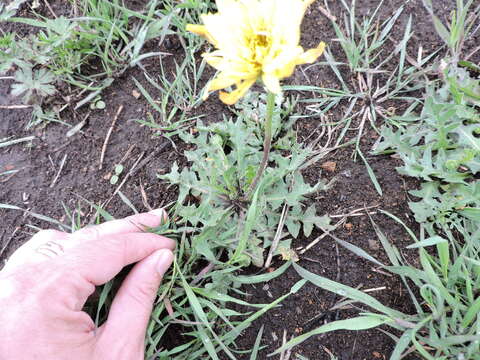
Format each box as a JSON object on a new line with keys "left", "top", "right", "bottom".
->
{"left": 156, "top": 249, "right": 174, "bottom": 275}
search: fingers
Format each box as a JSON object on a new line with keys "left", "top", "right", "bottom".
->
{"left": 5, "top": 209, "right": 168, "bottom": 271}
{"left": 100, "top": 249, "right": 173, "bottom": 350}
{"left": 59, "top": 233, "right": 175, "bottom": 286}
{"left": 71, "top": 209, "right": 168, "bottom": 240}
{"left": 2, "top": 209, "right": 175, "bottom": 312}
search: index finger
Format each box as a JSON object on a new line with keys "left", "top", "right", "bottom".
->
{"left": 71, "top": 209, "right": 168, "bottom": 240}
{"left": 59, "top": 232, "right": 175, "bottom": 286}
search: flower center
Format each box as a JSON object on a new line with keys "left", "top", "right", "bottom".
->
{"left": 248, "top": 31, "right": 272, "bottom": 66}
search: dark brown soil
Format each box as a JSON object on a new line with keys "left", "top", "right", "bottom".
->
{"left": 1, "top": 0, "right": 478, "bottom": 359}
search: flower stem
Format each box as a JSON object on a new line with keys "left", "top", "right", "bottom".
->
{"left": 246, "top": 91, "right": 276, "bottom": 200}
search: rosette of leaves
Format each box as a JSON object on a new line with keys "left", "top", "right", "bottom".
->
{"left": 375, "top": 64, "right": 480, "bottom": 229}
{"left": 160, "top": 93, "right": 331, "bottom": 267}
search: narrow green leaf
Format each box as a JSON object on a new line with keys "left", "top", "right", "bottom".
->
{"left": 406, "top": 236, "right": 447, "bottom": 249}
{"left": 249, "top": 325, "right": 264, "bottom": 360}
{"left": 358, "top": 150, "right": 382, "bottom": 196}
{"left": 293, "top": 263, "right": 405, "bottom": 318}
{"left": 235, "top": 261, "right": 291, "bottom": 284}
{"left": 272, "top": 316, "right": 389, "bottom": 355}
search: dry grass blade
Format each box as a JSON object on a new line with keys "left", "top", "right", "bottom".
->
{"left": 50, "top": 153, "right": 68, "bottom": 188}
{"left": 99, "top": 105, "right": 124, "bottom": 170}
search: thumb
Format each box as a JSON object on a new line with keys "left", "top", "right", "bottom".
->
{"left": 100, "top": 249, "right": 173, "bottom": 351}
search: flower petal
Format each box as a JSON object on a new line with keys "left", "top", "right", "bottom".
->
{"left": 186, "top": 24, "right": 217, "bottom": 45}
{"left": 262, "top": 73, "right": 281, "bottom": 94}
{"left": 296, "top": 42, "right": 326, "bottom": 64}
{"left": 208, "top": 73, "right": 240, "bottom": 92}
{"left": 219, "top": 78, "right": 256, "bottom": 105}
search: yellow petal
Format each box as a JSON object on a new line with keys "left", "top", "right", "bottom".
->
{"left": 208, "top": 73, "right": 240, "bottom": 92}
{"left": 262, "top": 73, "right": 281, "bottom": 94}
{"left": 296, "top": 42, "right": 326, "bottom": 64}
{"left": 186, "top": 24, "right": 216, "bottom": 45}
{"left": 186, "top": 24, "right": 206, "bottom": 35}
{"left": 219, "top": 78, "right": 256, "bottom": 105}
{"left": 263, "top": 46, "right": 302, "bottom": 78}
{"left": 203, "top": 53, "right": 225, "bottom": 71}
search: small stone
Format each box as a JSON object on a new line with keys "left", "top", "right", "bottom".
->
{"left": 132, "top": 90, "right": 141, "bottom": 99}
{"left": 368, "top": 239, "right": 380, "bottom": 251}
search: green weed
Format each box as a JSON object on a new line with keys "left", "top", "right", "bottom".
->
{"left": 273, "top": 1, "right": 480, "bottom": 358}
{"left": 423, "top": 0, "right": 480, "bottom": 61}
{"left": 290, "top": 0, "right": 433, "bottom": 195}
{"left": 1, "top": 0, "right": 174, "bottom": 127}
{"left": 274, "top": 215, "right": 480, "bottom": 359}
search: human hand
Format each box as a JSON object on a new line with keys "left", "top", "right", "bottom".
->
{"left": 0, "top": 209, "right": 175, "bottom": 360}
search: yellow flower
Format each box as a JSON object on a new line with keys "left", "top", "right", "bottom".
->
{"left": 187, "top": 0, "right": 325, "bottom": 105}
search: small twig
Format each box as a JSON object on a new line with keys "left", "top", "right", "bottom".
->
{"left": 51, "top": 140, "right": 72, "bottom": 153}
{"left": 0, "top": 76, "right": 14, "bottom": 80}
{"left": 42, "top": 0, "right": 57, "bottom": 18}
{"left": 66, "top": 111, "right": 91, "bottom": 138}
{"left": 50, "top": 153, "right": 68, "bottom": 188}
{"left": 129, "top": 141, "right": 171, "bottom": 178}
{"left": 299, "top": 218, "right": 346, "bottom": 254}
{"left": 99, "top": 105, "right": 123, "bottom": 170}
{"left": 0, "top": 104, "right": 32, "bottom": 109}
{"left": 465, "top": 45, "right": 480, "bottom": 62}
{"left": 330, "top": 205, "right": 379, "bottom": 218}
{"left": 118, "top": 144, "right": 136, "bottom": 165}
{"left": 318, "top": 5, "right": 337, "bottom": 22}
{"left": 302, "top": 256, "right": 322, "bottom": 264}
{"left": 279, "top": 330, "right": 290, "bottom": 360}
{"left": 0, "top": 168, "right": 25, "bottom": 183}
{"left": 363, "top": 286, "right": 386, "bottom": 293}
{"left": 92, "top": 140, "right": 169, "bottom": 221}
{"left": 322, "top": 346, "right": 336, "bottom": 359}
{"left": 0, "top": 173, "right": 17, "bottom": 183}
{"left": 371, "top": 267, "right": 392, "bottom": 277}
{"left": 139, "top": 180, "right": 152, "bottom": 211}
{"left": 330, "top": 211, "right": 377, "bottom": 218}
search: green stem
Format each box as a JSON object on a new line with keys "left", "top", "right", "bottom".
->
{"left": 245, "top": 91, "right": 275, "bottom": 200}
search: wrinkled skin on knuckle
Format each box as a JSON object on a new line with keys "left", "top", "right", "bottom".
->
{"left": 5, "top": 229, "right": 65, "bottom": 269}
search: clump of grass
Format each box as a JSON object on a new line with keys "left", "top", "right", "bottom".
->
{"left": 0, "top": 0, "right": 174, "bottom": 127}
{"left": 273, "top": 1, "right": 480, "bottom": 358}
{"left": 289, "top": 0, "right": 436, "bottom": 196}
